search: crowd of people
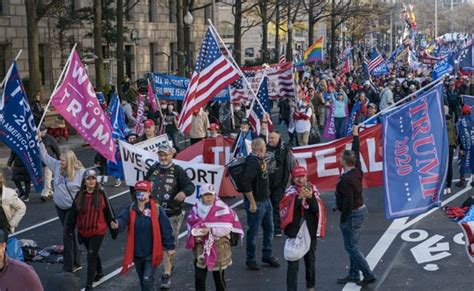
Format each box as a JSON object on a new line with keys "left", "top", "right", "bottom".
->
{"left": 1, "top": 46, "right": 474, "bottom": 291}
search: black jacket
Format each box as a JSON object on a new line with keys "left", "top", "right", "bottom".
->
{"left": 242, "top": 154, "right": 270, "bottom": 202}
{"left": 145, "top": 163, "right": 195, "bottom": 217}
{"left": 42, "top": 133, "right": 61, "bottom": 159}
{"left": 335, "top": 136, "right": 364, "bottom": 223}
{"left": 7, "top": 152, "right": 30, "bottom": 182}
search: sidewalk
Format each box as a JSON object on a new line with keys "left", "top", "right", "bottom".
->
{"left": 0, "top": 135, "right": 88, "bottom": 167}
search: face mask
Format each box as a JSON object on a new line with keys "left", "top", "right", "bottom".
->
{"left": 161, "top": 105, "right": 167, "bottom": 109}
{"left": 135, "top": 191, "right": 148, "bottom": 201}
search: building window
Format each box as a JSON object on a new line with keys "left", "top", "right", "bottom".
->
{"left": 170, "top": 42, "right": 177, "bottom": 73}
{"left": 150, "top": 43, "right": 157, "bottom": 72}
{"left": 219, "top": 21, "right": 234, "bottom": 39}
{"left": 0, "top": 45, "right": 6, "bottom": 79}
{"left": 169, "top": 0, "right": 176, "bottom": 23}
{"left": 149, "top": 0, "right": 157, "bottom": 22}
{"left": 245, "top": 48, "right": 254, "bottom": 58}
{"left": 204, "top": 5, "right": 212, "bottom": 23}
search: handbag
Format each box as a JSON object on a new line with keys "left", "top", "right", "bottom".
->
{"left": 283, "top": 220, "right": 311, "bottom": 261}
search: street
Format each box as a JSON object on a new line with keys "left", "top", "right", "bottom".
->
{"left": 6, "top": 146, "right": 473, "bottom": 291}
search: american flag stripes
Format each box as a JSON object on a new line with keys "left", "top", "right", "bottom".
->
{"left": 229, "top": 71, "right": 255, "bottom": 103}
{"left": 368, "top": 49, "right": 384, "bottom": 72}
{"left": 178, "top": 28, "right": 240, "bottom": 134}
{"left": 249, "top": 76, "right": 272, "bottom": 135}
{"left": 279, "top": 46, "right": 286, "bottom": 64}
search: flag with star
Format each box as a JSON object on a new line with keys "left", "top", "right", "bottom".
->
{"left": 249, "top": 75, "right": 273, "bottom": 135}
{"left": 178, "top": 28, "right": 240, "bottom": 134}
{"left": 0, "top": 61, "right": 44, "bottom": 191}
{"left": 382, "top": 83, "right": 447, "bottom": 219}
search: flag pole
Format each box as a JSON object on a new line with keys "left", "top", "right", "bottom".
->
{"left": 207, "top": 20, "right": 267, "bottom": 116}
{"left": 0, "top": 49, "right": 22, "bottom": 89}
{"left": 37, "top": 43, "right": 77, "bottom": 129}
{"left": 361, "top": 75, "right": 446, "bottom": 126}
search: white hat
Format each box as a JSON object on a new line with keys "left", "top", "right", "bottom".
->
{"left": 200, "top": 183, "right": 216, "bottom": 196}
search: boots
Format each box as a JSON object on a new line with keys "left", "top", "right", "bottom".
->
{"left": 456, "top": 178, "right": 466, "bottom": 188}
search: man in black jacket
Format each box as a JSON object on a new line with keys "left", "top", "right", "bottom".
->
{"left": 242, "top": 138, "right": 280, "bottom": 270}
{"left": 267, "top": 130, "right": 294, "bottom": 236}
{"left": 144, "top": 144, "right": 194, "bottom": 289}
{"left": 39, "top": 125, "right": 61, "bottom": 201}
{"left": 335, "top": 125, "right": 376, "bottom": 287}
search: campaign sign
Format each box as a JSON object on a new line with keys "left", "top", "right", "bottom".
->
{"left": 152, "top": 73, "right": 229, "bottom": 101}
{"left": 383, "top": 83, "right": 448, "bottom": 219}
{"left": 119, "top": 140, "right": 224, "bottom": 204}
{"left": 135, "top": 134, "right": 172, "bottom": 153}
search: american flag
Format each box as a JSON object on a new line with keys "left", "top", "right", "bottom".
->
{"left": 279, "top": 46, "right": 286, "bottom": 64}
{"left": 178, "top": 28, "right": 240, "bottom": 134}
{"left": 249, "top": 76, "right": 273, "bottom": 135}
{"left": 368, "top": 48, "right": 384, "bottom": 72}
{"left": 230, "top": 71, "right": 255, "bottom": 103}
{"left": 275, "top": 62, "right": 295, "bottom": 98}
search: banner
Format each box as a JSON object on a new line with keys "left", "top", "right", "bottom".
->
{"left": 322, "top": 104, "right": 336, "bottom": 139}
{"left": 292, "top": 124, "right": 383, "bottom": 192}
{"left": 383, "top": 84, "right": 448, "bottom": 219}
{"left": 0, "top": 61, "right": 44, "bottom": 191}
{"left": 119, "top": 140, "right": 225, "bottom": 204}
{"left": 432, "top": 55, "right": 454, "bottom": 80}
{"left": 152, "top": 73, "right": 230, "bottom": 101}
{"left": 135, "top": 134, "right": 172, "bottom": 153}
{"left": 176, "top": 136, "right": 240, "bottom": 197}
{"left": 51, "top": 49, "right": 116, "bottom": 162}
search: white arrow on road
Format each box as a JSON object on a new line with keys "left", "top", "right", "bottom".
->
{"left": 410, "top": 234, "right": 451, "bottom": 264}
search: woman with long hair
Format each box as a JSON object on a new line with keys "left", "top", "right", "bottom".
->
{"left": 39, "top": 140, "right": 85, "bottom": 273}
{"left": 66, "top": 169, "right": 116, "bottom": 290}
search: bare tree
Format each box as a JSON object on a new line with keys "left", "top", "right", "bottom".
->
{"left": 24, "top": 0, "right": 63, "bottom": 96}
{"left": 93, "top": 0, "right": 105, "bottom": 90}
{"left": 302, "top": 0, "right": 328, "bottom": 44}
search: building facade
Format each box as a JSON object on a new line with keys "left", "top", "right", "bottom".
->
{"left": 0, "top": 0, "right": 210, "bottom": 95}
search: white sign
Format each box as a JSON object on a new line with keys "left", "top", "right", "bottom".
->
{"left": 119, "top": 140, "right": 224, "bottom": 204}
{"left": 134, "top": 134, "right": 172, "bottom": 153}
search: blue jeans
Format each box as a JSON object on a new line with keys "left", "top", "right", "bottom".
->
{"left": 244, "top": 198, "right": 274, "bottom": 261}
{"left": 334, "top": 117, "right": 346, "bottom": 139}
{"left": 134, "top": 255, "right": 157, "bottom": 291}
{"left": 339, "top": 205, "right": 375, "bottom": 280}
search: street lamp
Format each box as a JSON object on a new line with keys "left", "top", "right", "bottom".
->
{"left": 184, "top": 11, "right": 194, "bottom": 77}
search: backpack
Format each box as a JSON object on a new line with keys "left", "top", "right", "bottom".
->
{"left": 227, "top": 156, "right": 247, "bottom": 193}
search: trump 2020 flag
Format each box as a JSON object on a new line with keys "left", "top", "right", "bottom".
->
{"left": 383, "top": 83, "right": 448, "bottom": 219}
{"left": 432, "top": 55, "right": 454, "bottom": 80}
{"left": 0, "top": 61, "right": 44, "bottom": 191}
{"left": 107, "top": 93, "right": 128, "bottom": 179}
{"left": 50, "top": 49, "right": 116, "bottom": 162}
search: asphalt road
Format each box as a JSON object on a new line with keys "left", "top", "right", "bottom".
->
{"left": 5, "top": 144, "right": 473, "bottom": 291}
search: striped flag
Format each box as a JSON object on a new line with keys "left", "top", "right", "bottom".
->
{"left": 178, "top": 28, "right": 240, "bottom": 134}
{"left": 368, "top": 48, "right": 389, "bottom": 77}
{"left": 279, "top": 46, "right": 286, "bottom": 64}
{"left": 275, "top": 62, "right": 295, "bottom": 98}
{"left": 230, "top": 71, "right": 255, "bottom": 103}
{"left": 249, "top": 76, "right": 272, "bottom": 135}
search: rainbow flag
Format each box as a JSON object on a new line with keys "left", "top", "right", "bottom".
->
{"left": 304, "top": 37, "right": 324, "bottom": 62}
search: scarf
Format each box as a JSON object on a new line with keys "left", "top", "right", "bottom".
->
{"left": 121, "top": 201, "right": 163, "bottom": 274}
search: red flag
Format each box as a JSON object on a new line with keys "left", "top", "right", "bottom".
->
{"left": 147, "top": 80, "right": 158, "bottom": 113}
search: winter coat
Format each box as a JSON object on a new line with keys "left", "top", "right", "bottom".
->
{"left": 7, "top": 152, "right": 30, "bottom": 182}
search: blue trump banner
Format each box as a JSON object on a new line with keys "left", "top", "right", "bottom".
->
{"left": 383, "top": 83, "right": 448, "bottom": 219}
{"left": 0, "top": 62, "right": 44, "bottom": 191}
{"left": 432, "top": 55, "right": 453, "bottom": 80}
{"left": 152, "top": 73, "right": 230, "bottom": 101}
{"left": 107, "top": 93, "right": 128, "bottom": 180}
{"left": 459, "top": 95, "right": 474, "bottom": 175}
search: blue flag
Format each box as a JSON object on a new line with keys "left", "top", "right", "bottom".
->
{"left": 459, "top": 45, "right": 474, "bottom": 71}
{"left": 345, "top": 100, "right": 361, "bottom": 136}
{"left": 106, "top": 93, "right": 128, "bottom": 179}
{"left": 432, "top": 54, "right": 454, "bottom": 79}
{"left": 382, "top": 83, "right": 448, "bottom": 219}
{"left": 0, "top": 61, "right": 44, "bottom": 191}
{"left": 369, "top": 48, "right": 389, "bottom": 77}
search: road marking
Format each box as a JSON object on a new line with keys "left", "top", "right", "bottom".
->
{"left": 89, "top": 199, "right": 244, "bottom": 289}
{"left": 13, "top": 189, "right": 130, "bottom": 236}
{"left": 343, "top": 184, "right": 471, "bottom": 291}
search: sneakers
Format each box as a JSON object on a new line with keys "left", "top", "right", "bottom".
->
{"left": 274, "top": 230, "right": 283, "bottom": 237}
{"left": 337, "top": 276, "right": 360, "bottom": 284}
{"left": 114, "top": 179, "right": 122, "bottom": 187}
{"left": 21, "top": 196, "right": 30, "bottom": 202}
{"left": 356, "top": 277, "right": 377, "bottom": 287}
{"left": 246, "top": 260, "right": 260, "bottom": 271}
{"left": 161, "top": 274, "right": 171, "bottom": 289}
{"left": 261, "top": 256, "right": 280, "bottom": 268}
{"left": 72, "top": 265, "right": 83, "bottom": 273}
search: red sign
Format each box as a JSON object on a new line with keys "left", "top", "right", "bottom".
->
{"left": 292, "top": 124, "right": 383, "bottom": 192}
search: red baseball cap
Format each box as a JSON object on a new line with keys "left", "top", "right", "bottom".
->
{"left": 208, "top": 123, "right": 220, "bottom": 131}
{"left": 291, "top": 166, "right": 308, "bottom": 178}
{"left": 462, "top": 104, "right": 472, "bottom": 115}
{"left": 144, "top": 119, "right": 155, "bottom": 128}
{"left": 135, "top": 180, "right": 153, "bottom": 192}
